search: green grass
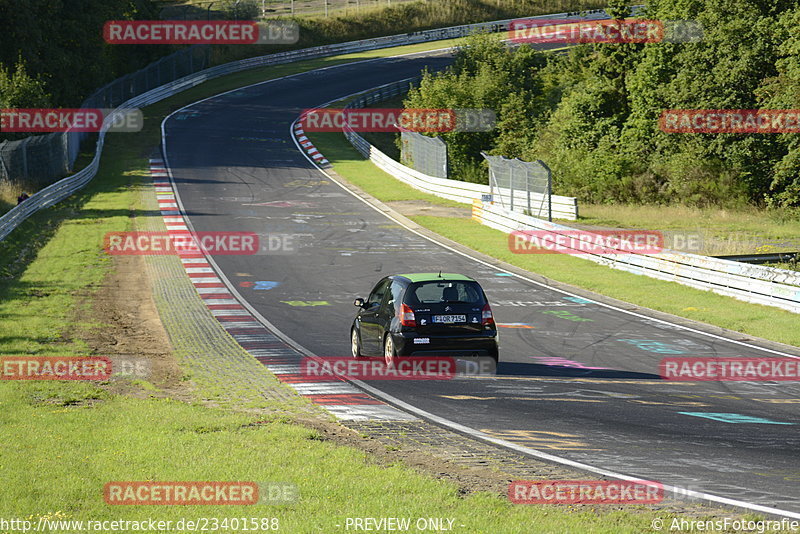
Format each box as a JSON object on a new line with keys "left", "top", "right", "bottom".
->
{"left": 414, "top": 215, "right": 800, "bottom": 347}
{"left": 0, "top": 38, "right": 700, "bottom": 531}
{"left": 0, "top": 146, "right": 142, "bottom": 357}
{"left": 360, "top": 94, "right": 406, "bottom": 158}
{"left": 580, "top": 204, "right": 800, "bottom": 255}
{"left": 306, "top": 121, "right": 800, "bottom": 350}
{"left": 0, "top": 181, "right": 25, "bottom": 215}
{"left": 0, "top": 381, "right": 681, "bottom": 532}
{"left": 312, "top": 132, "right": 463, "bottom": 206}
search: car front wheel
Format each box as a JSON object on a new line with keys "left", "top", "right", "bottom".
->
{"left": 351, "top": 328, "right": 362, "bottom": 359}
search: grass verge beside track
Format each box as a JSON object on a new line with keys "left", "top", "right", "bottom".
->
{"left": 305, "top": 132, "right": 800, "bottom": 350}
{"left": 0, "top": 39, "right": 698, "bottom": 531}
{"left": 1, "top": 380, "right": 685, "bottom": 532}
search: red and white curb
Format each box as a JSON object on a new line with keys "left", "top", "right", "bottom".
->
{"left": 292, "top": 117, "right": 330, "bottom": 167}
{"left": 149, "top": 157, "right": 413, "bottom": 422}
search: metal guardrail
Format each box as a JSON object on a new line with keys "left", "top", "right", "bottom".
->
{"left": 5, "top": 11, "right": 593, "bottom": 243}
{"left": 341, "top": 78, "right": 580, "bottom": 220}
{"left": 473, "top": 201, "right": 800, "bottom": 313}
{"left": 714, "top": 252, "right": 799, "bottom": 265}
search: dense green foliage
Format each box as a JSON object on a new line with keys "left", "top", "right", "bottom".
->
{"left": 0, "top": 0, "right": 168, "bottom": 111}
{"left": 210, "top": 0, "right": 605, "bottom": 69}
{"left": 0, "top": 0, "right": 604, "bottom": 144}
{"left": 406, "top": 0, "right": 800, "bottom": 207}
{"left": 0, "top": 60, "right": 51, "bottom": 109}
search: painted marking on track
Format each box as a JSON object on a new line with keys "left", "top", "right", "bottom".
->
{"left": 253, "top": 281, "right": 280, "bottom": 290}
{"left": 494, "top": 272, "right": 514, "bottom": 276}
{"left": 480, "top": 429, "right": 604, "bottom": 451}
{"left": 563, "top": 296, "right": 592, "bottom": 304}
{"left": 532, "top": 356, "right": 607, "bottom": 369}
{"left": 679, "top": 412, "right": 795, "bottom": 425}
{"left": 324, "top": 405, "right": 418, "bottom": 422}
{"left": 307, "top": 394, "right": 384, "bottom": 405}
{"left": 497, "top": 323, "right": 535, "bottom": 329}
{"left": 281, "top": 300, "right": 329, "bottom": 306}
{"left": 629, "top": 400, "right": 709, "bottom": 407}
{"left": 541, "top": 310, "right": 593, "bottom": 322}
{"left": 463, "top": 376, "right": 676, "bottom": 386}
{"left": 495, "top": 300, "right": 584, "bottom": 307}
{"left": 440, "top": 395, "right": 604, "bottom": 403}
{"left": 753, "top": 470, "right": 800, "bottom": 482}
{"left": 618, "top": 338, "right": 686, "bottom": 354}
{"left": 290, "top": 383, "right": 361, "bottom": 395}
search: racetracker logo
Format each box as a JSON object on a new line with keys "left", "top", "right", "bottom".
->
{"left": 301, "top": 357, "right": 455, "bottom": 380}
{"left": 103, "top": 21, "right": 299, "bottom": 45}
{"left": 300, "top": 356, "right": 497, "bottom": 380}
{"left": 104, "top": 232, "right": 258, "bottom": 255}
{"left": 302, "top": 108, "right": 456, "bottom": 133}
{"left": 510, "top": 18, "right": 664, "bottom": 44}
{"left": 660, "top": 357, "right": 800, "bottom": 381}
{"left": 1, "top": 108, "right": 142, "bottom": 133}
{"left": 1, "top": 356, "right": 112, "bottom": 381}
{"left": 104, "top": 482, "right": 259, "bottom": 505}
{"left": 509, "top": 230, "right": 663, "bottom": 255}
{"left": 660, "top": 109, "right": 800, "bottom": 134}
{"left": 508, "top": 480, "right": 663, "bottom": 504}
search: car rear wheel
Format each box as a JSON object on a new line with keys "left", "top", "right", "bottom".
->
{"left": 383, "top": 335, "right": 397, "bottom": 368}
{"left": 351, "top": 328, "right": 362, "bottom": 359}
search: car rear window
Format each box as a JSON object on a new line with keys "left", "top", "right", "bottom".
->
{"left": 406, "top": 281, "right": 485, "bottom": 305}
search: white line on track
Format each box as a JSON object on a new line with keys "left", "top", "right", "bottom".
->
{"left": 160, "top": 48, "right": 800, "bottom": 519}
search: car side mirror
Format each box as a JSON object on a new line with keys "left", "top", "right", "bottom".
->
{"left": 353, "top": 298, "right": 365, "bottom": 308}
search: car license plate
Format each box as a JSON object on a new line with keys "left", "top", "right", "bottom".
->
{"left": 432, "top": 314, "right": 466, "bottom": 324}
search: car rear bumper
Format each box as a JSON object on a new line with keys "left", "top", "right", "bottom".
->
{"left": 391, "top": 331, "right": 498, "bottom": 357}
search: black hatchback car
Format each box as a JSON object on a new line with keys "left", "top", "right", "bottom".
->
{"left": 351, "top": 273, "right": 499, "bottom": 366}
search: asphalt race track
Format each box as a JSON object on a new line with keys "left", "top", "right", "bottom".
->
{"left": 162, "top": 50, "right": 800, "bottom": 516}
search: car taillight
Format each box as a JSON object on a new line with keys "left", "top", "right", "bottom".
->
{"left": 398, "top": 303, "right": 416, "bottom": 327}
{"left": 481, "top": 303, "right": 495, "bottom": 328}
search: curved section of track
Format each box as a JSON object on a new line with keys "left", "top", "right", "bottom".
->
{"left": 162, "top": 49, "right": 800, "bottom": 517}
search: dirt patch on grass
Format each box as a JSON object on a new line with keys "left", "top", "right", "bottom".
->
{"left": 75, "top": 252, "right": 193, "bottom": 402}
{"left": 387, "top": 200, "right": 470, "bottom": 219}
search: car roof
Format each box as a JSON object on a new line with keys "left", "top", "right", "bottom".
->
{"left": 394, "top": 273, "right": 476, "bottom": 283}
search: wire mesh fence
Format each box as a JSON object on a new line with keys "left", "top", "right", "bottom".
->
{"left": 0, "top": 134, "right": 70, "bottom": 190}
{"left": 482, "top": 152, "right": 552, "bottom": 221}
{"left": 0, "top": 45, "right": 211, "bottom": 192}
{"left": 400, "top": 131, "right": 447, "bottom": 179}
